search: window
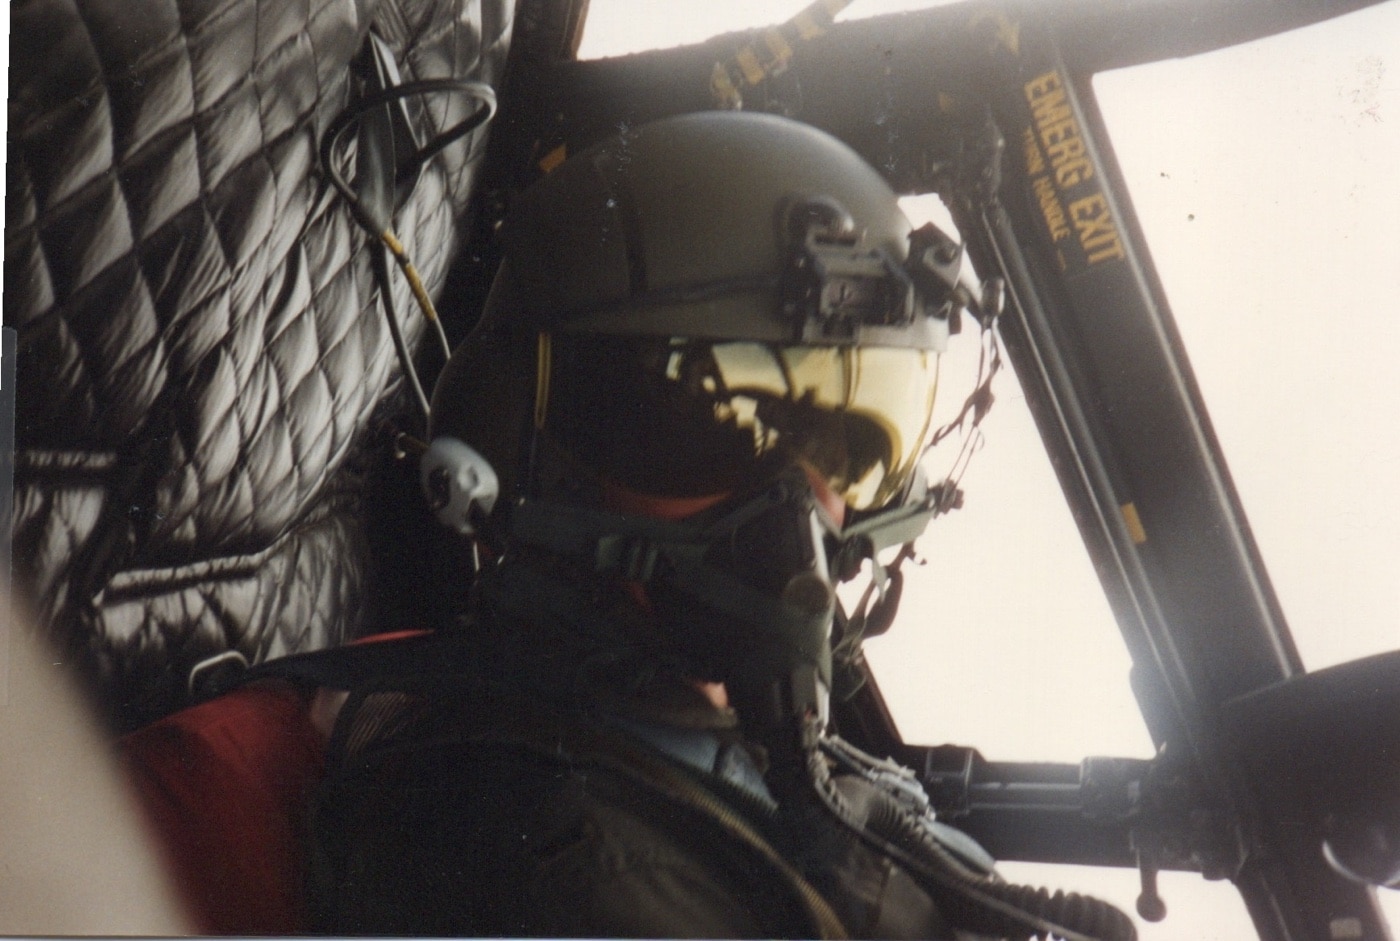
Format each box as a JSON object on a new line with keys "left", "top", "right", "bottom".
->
{"left": 576, "top": 0, "right": 1400, "bottom": 932}
{"left": 868, "top": 194, "right": 1153, "bottom": 763}
{"left": 1093, "top": 5, "right": 1400, "bottom": 673}
{"left": 1090, "top": 13, "right": 1400, "bottom": 926}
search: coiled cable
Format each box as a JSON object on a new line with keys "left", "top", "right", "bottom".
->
{"left": 810, "top": 729, "right": 1137, "bottom": 941}
{"left": 319, "top": 77, "right": 498, "bottom": 423}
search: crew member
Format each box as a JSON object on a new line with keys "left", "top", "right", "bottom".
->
{"left": 124, "top": 111, "right": 1134, "bottom": 941}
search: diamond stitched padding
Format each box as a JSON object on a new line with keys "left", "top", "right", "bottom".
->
{"left": 6, "top": 0, "right": 514, "bottom": 730}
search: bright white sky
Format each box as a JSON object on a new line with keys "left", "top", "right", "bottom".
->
{"left": 580, "top": 1, "right": 1400, "bottom": 935}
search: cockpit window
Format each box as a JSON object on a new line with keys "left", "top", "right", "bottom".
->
{"left": 577, "top": 0, "right": 958, "bottom": 60}
{"left": 1093, "top": 4, "right": 1400, "bottom": 674}
{"left": 576, "top": 1, "right": 1400, "bottom": 933}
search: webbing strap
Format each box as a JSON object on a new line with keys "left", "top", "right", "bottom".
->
{"left": 238, "top": 631, "right": 466, "bottom": 691}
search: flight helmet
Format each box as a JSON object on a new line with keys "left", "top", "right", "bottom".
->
{"left": 425, "top": 111, "right": 983, "bottom": 717}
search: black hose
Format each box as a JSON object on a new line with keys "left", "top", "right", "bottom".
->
{"left": 318, "top": 78, "right": 498, "bottom": 427}
{"left": 864, "top": 784, "right": 1134, "bottom": 941}
{"left": 809, "top": 732, "right": 1137, "bottom": 941}
{"left": 318, "top": 79, "right": 498, "bottom": 226}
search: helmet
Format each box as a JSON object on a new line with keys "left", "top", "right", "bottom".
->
{"left": 427, "top": 112, "right": 979, "bottom": 720}
{"left": 432, "top": 111, "right": 974, "bottom": 519}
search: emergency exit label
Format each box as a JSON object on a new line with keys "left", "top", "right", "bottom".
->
{"left": 1023, "top": 70, "right": 1127, "bottom": 272}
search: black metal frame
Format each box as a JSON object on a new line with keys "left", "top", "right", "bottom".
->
{"left": 473, "top": 3, "right": 1399, "bottom": 936}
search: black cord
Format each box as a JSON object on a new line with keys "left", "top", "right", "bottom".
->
{"left": 372, "top": 245, "right": 432, "bottom": 424}
{"left": 808, "top": 729, "right": 1137, "bottom": 941}
{"left": 319, "top": 79, "right": 498, "bottom": 226}
{"left": 318, "top": 78, "right": 498, "bottom": 424}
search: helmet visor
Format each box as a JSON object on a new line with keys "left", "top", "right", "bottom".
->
{"left": 542, "top": 336, "right": 940, "bottom": 512}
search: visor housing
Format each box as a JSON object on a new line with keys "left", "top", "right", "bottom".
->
{"left": 542, "top": 335, "right": 939, "bottom": 512}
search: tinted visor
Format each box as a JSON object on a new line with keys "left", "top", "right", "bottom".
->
{"left": 542, "top": 335, "right": 939, "bottom": 511}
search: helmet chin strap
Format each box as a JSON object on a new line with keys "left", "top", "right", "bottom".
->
{"left": 504, "top": 467, "right": 836, "bottom": 722}
{"left": 500, "top": 463, "right": 952, "bottom": 733}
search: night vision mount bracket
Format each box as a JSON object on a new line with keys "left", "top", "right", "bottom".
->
{"left": 779, "top": 197, "right": 994, "bottom": 349}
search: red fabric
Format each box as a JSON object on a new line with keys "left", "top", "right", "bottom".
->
{"left": 356, "top": 628, "right": 431, "bottom": 644}
{"left": 121, "top": 683, "right": 326, "bottom": 935}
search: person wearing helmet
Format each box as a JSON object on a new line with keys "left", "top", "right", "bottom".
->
{"left": 120, "top": 111, "right": 1134, "bottom": 940}
{"left": 310, "top": 111, "right": 968, "bottom": 938}
{"left": 419, "top": 109, "right": 961, "bottom": 725}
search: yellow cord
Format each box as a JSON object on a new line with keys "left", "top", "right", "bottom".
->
{"left": 380, "top": 229, "right": 440, "bottom": 323}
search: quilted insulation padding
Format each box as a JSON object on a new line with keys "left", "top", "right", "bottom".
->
{"left": 5, "top": 0, "right": 514, "bottom": 730}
